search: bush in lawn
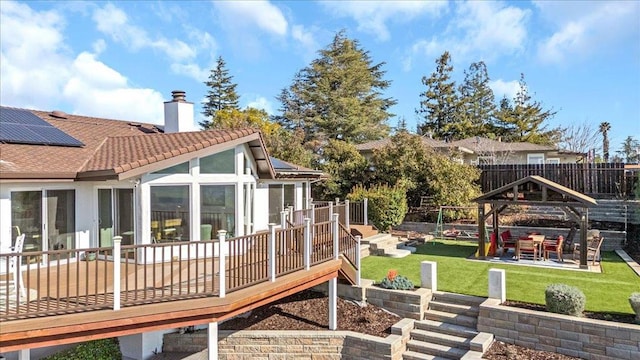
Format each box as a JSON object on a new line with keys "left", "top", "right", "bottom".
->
{"left": 379, "top": 269, "right": 414, "bottom": 290}
{"left": 348, "top": 182, "right": 407, "bottom": 232}
{"left": 629, "top": 292, "right": 640, "bottom": 322}
{"left": 41, "top": 338, "right": 121, "bottom": 360}
{"left": 545, "top": 284, "right": 586, "bottom": 316}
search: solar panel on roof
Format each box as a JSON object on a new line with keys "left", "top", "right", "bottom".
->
{"left": 0, "top": 107, "right": 84, "bottom": 147}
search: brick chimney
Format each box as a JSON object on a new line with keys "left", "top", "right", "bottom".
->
{"left": 163, "top": 90, "right": 194, "bottom": 133}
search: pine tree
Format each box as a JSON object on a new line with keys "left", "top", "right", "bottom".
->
{"left": 493, "top": 74, "right": 560, "bottom": 145}
{"left": 616, "top": 136, "right": 639, "bottom": 163}
{"left": 417, "top": 51, "right": 458, "bottom": 140}
{"left": 200, "top": 56, "right": 239, "bottom": 129}
{"left": 599, "top": 122, "right": 611, "bottom": 162}
{"left": 275, "top": 30, "right": 396, "bottom": 148}
{"left": 456, "top": 61, "right": 496, "bottom": 138}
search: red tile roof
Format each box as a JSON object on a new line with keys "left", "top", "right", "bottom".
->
{"left": 0, "top": 107, "right": 273, "bottom": 180}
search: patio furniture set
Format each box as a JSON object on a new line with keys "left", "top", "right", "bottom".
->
{"left": 497, "top": 229, "right": 604, "bottom": 265}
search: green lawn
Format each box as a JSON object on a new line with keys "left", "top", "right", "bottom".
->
{"left": 361, "top": 239, "right": 640, "bottom": 314}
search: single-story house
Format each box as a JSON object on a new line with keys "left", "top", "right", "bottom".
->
{"left": 0, "top": 90, "right": 324, "bottom": 255}
{"left": 355, "top": 135, "right": 584, "bottom": 165}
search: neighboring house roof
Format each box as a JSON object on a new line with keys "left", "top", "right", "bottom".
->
{"left": 0, "top": 107, "right": 276, "bottom": 181}
{"left": 270, "top": 157, "right": 325, "bottom": 179}
{"left": 448, "top": 137, "right": 553, "bottom": 152}
{"left": 354, "top": 136, "right": 462, "bottom": 151}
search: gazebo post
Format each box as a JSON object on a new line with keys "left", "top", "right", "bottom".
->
{"left": 492, "top": 203, "right": 499, "bottom": 240}
{"left": 478, "top": 205, "right": 486, "bottom": 259}
{"left": 579, "top": 211, "right": 588, "bottom": 269}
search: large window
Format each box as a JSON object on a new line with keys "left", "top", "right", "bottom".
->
{"left": 11, "top": 190, "right": 76, "bottom": 258}
{"left": 268, "top": 184, "right": 295, "bottom": 224}
{"left": 150, "top": 186, "right": 190, "bottom": 242}
{"left": 201, "top": 149, "right": 235, "bottom": 174}
{"left": 527, "top": 154, "right": 545, "bottom": 164}
{"left": 152, "top": 161, "right": 189, "bottom": 174}
{"left": 98, "top": 189, "right": 134, "bottom": 246}
{"left": 201, "top": 185, "right": 235, "bottom": 238}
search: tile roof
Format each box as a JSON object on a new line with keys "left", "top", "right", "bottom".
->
{"left": 0, "top": 107, "right": 273, "bottom": 180}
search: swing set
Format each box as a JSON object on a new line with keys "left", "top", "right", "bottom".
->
{"left": 433, "top": 206, "right": 492, "bottom": 256}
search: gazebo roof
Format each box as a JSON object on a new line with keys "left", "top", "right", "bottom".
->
{"left": 474, "top": 175, "right": 597, "bottom": 207}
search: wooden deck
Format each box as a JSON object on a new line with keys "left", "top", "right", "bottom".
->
{"left": 0, "top": 222, "right": 358, "bottom": 351}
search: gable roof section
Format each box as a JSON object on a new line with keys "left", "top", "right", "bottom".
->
{"left": 474, "top": 175, "right": 597, "bottom": 207}
{"left": 354, "top": 136, "right": 456, "bottom": 151}
{"left": 448, "top": 137, "right": 554, "bottom": 152}
{"left": 0, "top": 107, "right": 275, "bottom": 180}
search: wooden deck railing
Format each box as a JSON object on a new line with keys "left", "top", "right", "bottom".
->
{"left": 0, "top": 216, "right": 356, "bottom": 321}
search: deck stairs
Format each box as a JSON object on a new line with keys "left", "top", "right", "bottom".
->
{"left": 362, "top": 233, "right": 417, "bottom": 258}
{"left": 403, "top": 292, "right": 493, "bottom": 360}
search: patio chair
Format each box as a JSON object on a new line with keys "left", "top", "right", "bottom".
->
{"left": 543, "top": 235, "right": 564, "bottom": 262}
{"left": 500, "top": 230, "right": 517, "bottom": 255}
{"left": 1, "top": 234, "right": 27, "bottom": 299}
{"left": 573, "top": 236, "right": 604, "bottom": 266}
{"left": 516, "top": 238, "right": 538, "bottom": 261}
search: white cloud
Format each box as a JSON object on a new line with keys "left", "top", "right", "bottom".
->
{"left": 245, "top": 96, "right": 275, "bottom": 115}
{"left": 489, "top": 79, "right": 520, "bottom": 101}
{"left": 291, "top": 24, "right": 319, "bottom": 60}
{"left": 213, "top": 1, "right": 288, "bottom": 36}
{"left": 321, "top": 1, "right": 447, "bottom": 41}
{"left": 1, "top": 2, "right": 168, "bottom": 124}
{"left": 535, "top": 1, "right": 640, "bottom": 64}
{"left": 403, "top": 1, "right": 529, "bottom": 70}
{"left": 63, "top": 51, "right": 165, "bottom": 123}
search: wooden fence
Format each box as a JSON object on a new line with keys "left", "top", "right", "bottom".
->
{"left": 478, "top": 163, "right": 639, "bottom": 197}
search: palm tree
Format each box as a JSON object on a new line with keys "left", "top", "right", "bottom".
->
{"left": 599, "top": 122, "right": 611, "bottom": 162}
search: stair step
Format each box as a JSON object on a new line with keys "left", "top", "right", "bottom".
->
{"left": 415, "top": 319, "right": 479, "bottom": 339}
{"left": 431, "top": 292, "right": 486, "bottom": 306}
{"left": 429, "top": 301, "right": 479, "bottom": 317}
{"left": 402, "top": 350, "right": 450, "bottom": 360}
{"left": 407, "top": 339, "right": 468, "bottom": 360}
{"left": 424, "top": 310, "right": 477, "bottom": 328}
{"left": 411, "top": 329, "right": 471, "bottom": 349}
{"left": 385, "top": 249, "right": 412, "bottom": 258}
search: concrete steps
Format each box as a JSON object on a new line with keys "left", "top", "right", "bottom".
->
{"left": 401, "top": 292, "right": 493, "bottom": 360}
{"left": 365, "top": 233, "right": 416, "bottom": 258}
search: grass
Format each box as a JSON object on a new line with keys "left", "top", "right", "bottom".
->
{"left": 361, "top": 239, "right": 640, "bottom": 314}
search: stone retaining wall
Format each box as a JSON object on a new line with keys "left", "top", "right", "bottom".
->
{"left": 163, "top": 327, "right": 410, "bottom": 360}
{"left": 397, "top": 222, "right": 626, "bottom": 251}
{"left": 478, "top": 298, "right": 640, "bottom": 360}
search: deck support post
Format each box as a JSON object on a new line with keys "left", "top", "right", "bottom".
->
{"left": 332, "top": 213, "right": 339, "bottom": 260}
{"left": 355, "top": 235, "right": 362, "bottom": 286}
{"left": 113, "top": 236, "right": 122, "bottom": 310}
{"left": 207, "top": 321, "right": 218, "bottom": 360}
{"left": 328, "top": 277, "right": 337, "bottom": 330}
{"left": 488, "top": 268, "right": 506, "bottom": 304}
{"left": 363, "top": 198, "right": 368, "bottom": 226}
{"left": 218, "top": 230, "right": 227, "bottom": 298}
{"left": 268, "top": 224, "right": 276, "bottom": 282}
{"left": 345, "top": 200, "right": 350, "bottom": 230}
{"left": 18, "top": 348, "right": 30, "bottom": 360}
{"left": 304, "top": 218, "right": 311, "bottom": 270}
{"left": 421, "top": 261, "right": 437, "bottom": 291}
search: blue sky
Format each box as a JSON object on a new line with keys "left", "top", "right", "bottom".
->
{"left": 1, "top": 1, "right": 639, "bottom": 155}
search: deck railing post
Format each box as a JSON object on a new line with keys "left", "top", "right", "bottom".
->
{"left": 280, "top": 210, "right": 287, "bottom": 229}
{"left": 335, "top": 197, "right": 340, "bottom": 206}
{"left": 332, "top": 213, "right": 339, "bottom": 260}
{"left": 218, "top": 230, "right": 227, "bottom": 298}
{"left": 268, "top": 224, "right": 276, "bottom": 282}
{"left": 113, "top": 236, "right": 122, "bottom": 311}
{"left": 304, "top": 218, "right": 311, "bottom": 270}
{"left": 364, "top": 198, "right": 368, "bottom": 226}
{"left": 345, "top": 199, "right": 350, "bottom": 230}
{"left": 311, "top": 204, "right": 316, "bottom": 239}
{"left": 355, "top": 235, "right": 361, "bottom": 286}
{"left": 329, "top": 203, "right": 334, "bottom": 221}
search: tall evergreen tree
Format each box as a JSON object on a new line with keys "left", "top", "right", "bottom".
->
{"left": 616, "top": 136, "right": 640, "bottom": 163}
{"left": 599, "top": 121, "right": 611, "bottom": 162}
{"left": 417, "top": 51, "right": 458, "bottom": 140}
{"left": 200, "top": 56, "right": 240, "bottom": 129}
{"left": 456, "top": 61, "right": 496, "bottom": 138}
{"left": 493, "top": 74, "right": 560, "bottom": 145}
{"left": 275, "top": 30, "right": 396, "bottom": 149}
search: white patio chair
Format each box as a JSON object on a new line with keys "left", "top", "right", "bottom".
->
{"left": 1, "top": 234, "right": 27, "bottom": 299}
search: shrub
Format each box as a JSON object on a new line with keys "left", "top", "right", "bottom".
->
{"left": 348, "top": 182, "right": 407, "bottom": 231}
{"left": 629, "top": 292, "right": 640, "bottom": 322}
{"left": 379, "top": 269, "right": 414, "bottom": 290}
{"left": 41, "top": 338, "right": 121, "bottom": 360}
{"left": 545, "top": 284, "right": 586, "bottom": 316}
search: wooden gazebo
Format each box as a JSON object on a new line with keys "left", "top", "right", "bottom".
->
{"left": 474, "top": 175, "right": 598, "bottom": 268}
